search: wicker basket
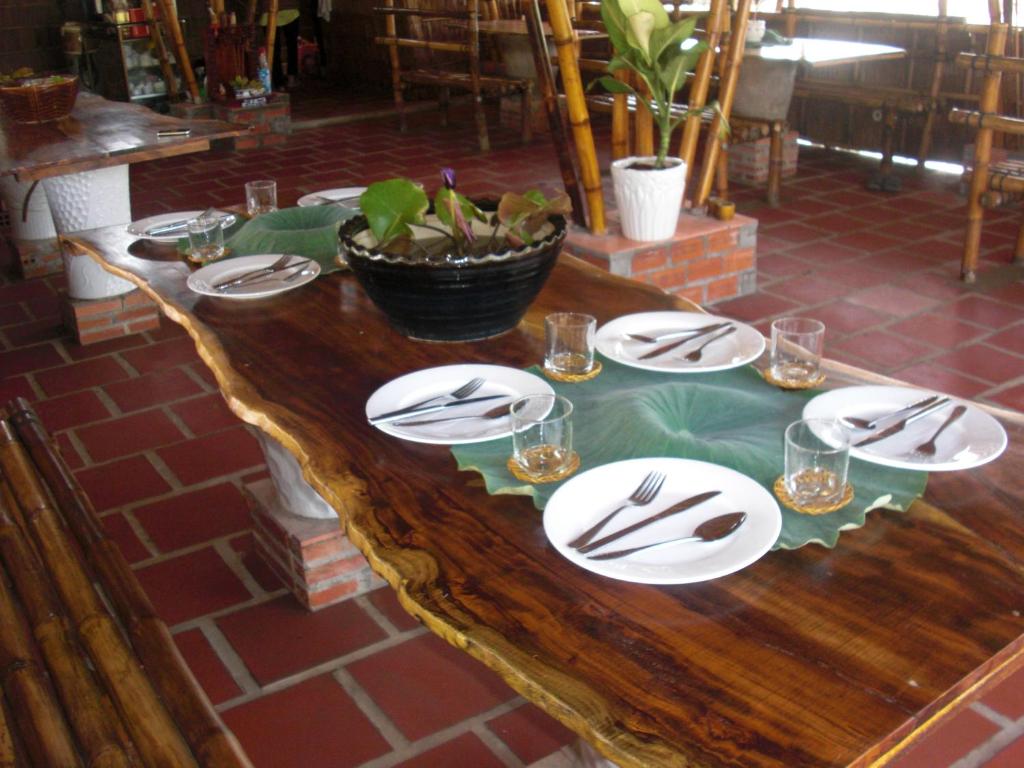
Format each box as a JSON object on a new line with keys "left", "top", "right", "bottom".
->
{"left": 0, "top": 76, "right": 79, "bottom": 124}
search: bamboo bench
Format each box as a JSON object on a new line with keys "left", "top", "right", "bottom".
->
{"left": 0, "top": 397, "right": 251, "bottom": 767}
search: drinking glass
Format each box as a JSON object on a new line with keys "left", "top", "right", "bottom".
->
{"left": 784, "top": 419, "right": 850, "bottom": 508}
{"left": 544, "top": 313, "right": 596, "bottom": 376}
{"left": 245, "top": 179, "right": 278, "bottom": 216}
{"left": 770, "top": 317, "right": 825, "bottom": 386}
{"left": 511, "top": 395, "right": 574, "bottom": 479}
{"left": 186, "top": 215, "right": 225, "bottom": 263}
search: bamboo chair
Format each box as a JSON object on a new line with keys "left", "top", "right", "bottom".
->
{"left": 949, "top": 4, "right": 1024, "bottom": 282}
{"left": 375, "top": 0, "right": 534, "bottom": 151}
{"left": 0, "top": 398, "right": 251, "bottom": 767}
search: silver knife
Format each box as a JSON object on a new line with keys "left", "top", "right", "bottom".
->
{"left": 219, "top": 260, "right": 313, "bottom": 291}
{"left": 853, "top": 397, "right": 953, "bottom": 448}
{"left": 368, "top": 394, "right": 506, "bottom": 425}
{"left": 638, "top": 323, "right": 733, "bottom": 360}
{"left": 213, "top": 259, "right": 295, "bottom": 290}
{"left": 575, "top": 490, "right": 722, "bottom": 555}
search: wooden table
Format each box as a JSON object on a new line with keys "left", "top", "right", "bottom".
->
{"left": 65, "top": 225, "right": 1024, "bottom": 768}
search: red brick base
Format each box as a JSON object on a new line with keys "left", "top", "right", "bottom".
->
{"left": 563, "top": 211, "right": 758, "bottom": 306}
{"left": 245, "top": 479, "right": 383, "bottom": 612}
{"left": 173, "top": 94, "right": 292, "bottom": 151}
{"left": 12, "top": 237, "right": 63, "bottom": 279}
{"left": 60, "top": 289, "right": 160, "bottom": 345}
{"left": 728, "top": 130, "right": 800, "bottom": 187}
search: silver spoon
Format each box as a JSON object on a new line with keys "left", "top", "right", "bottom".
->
{"left": 587, "top": 512, "right": 747, "bottom": 560}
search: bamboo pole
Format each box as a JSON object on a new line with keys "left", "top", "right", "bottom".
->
{"left": 154, "top": 0, "right": 200, "bottom": 102}
{"left": 8, "top": 402, "right": 252, "bottom": 768}
{"left": 140, "top": 0, "right": 178, "bottom": 102}
{"left": 381, "top": 0, "right": 407, "bottom": 131}
{"left": 0, "top": 693, "right": 16, "bottom": 767}
{"left": 959, "top": 22, "right": 1007, "bottom": 282}
{"left": 694, "top": 0, "right": 753, "bottom": 208}
{"left": 266, "top": 0, "right": 280, "bottom": 80}
{"left": 246, "top": 0, "right": 258, "bottom": 25}
{"left": 545, "top": 0, "right": 604, "bottom": 234}
{"left": 468, "top": 0, "right": 490, "bottom": 151}
{"left": 610, "top": 70, "right": 630, "bottom": 159}
{"left": 525, "top": 0, "right": 587, "bottom": 227}
{"left": 917, "top": 0, "right": 949, "bottom": 166}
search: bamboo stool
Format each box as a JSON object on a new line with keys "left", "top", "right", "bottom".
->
{"left": 0, "top": 398, "right": 251, "bottom": 767}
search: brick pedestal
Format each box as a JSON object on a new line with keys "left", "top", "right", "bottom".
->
{"left": 13, "top": 237, "right": 63, "bottom": 278}
{"left": 245, "top": 479, "right": 383, "bottom": 612}
{"left": 172, "top": 94, "right": 291, "bottom": 150}
{"left": 60, "top": 289, "right": 160, "bottom": 345}
{"left": 563, "top": 211, "right": 758, "bottom": 306}
{"left": 728, "top": 130, "right": 800, "bottom": 187}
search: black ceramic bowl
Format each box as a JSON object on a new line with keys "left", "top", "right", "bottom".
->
{"left": 339, "top": 205, "right": 567, "bottom": 342}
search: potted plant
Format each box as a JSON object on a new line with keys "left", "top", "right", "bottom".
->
{"left": 339, "top": 169, "right": 571, "bottom": 342}
{"left": 595, "top": 0, "right": 711, "bottom": 241}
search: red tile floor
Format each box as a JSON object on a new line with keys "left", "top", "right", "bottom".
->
{"left": 2, "top": 99, "right": 1023, "bottom": 767}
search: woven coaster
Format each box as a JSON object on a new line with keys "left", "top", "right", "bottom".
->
{"left": 507, "top": 451, "right": 581, "bottom": 484}
{"left": 762, "top": 368, "right": 826, "bottom": 390}
{"left": 773, "top": 476, "right": 854, "bottom": 515}
{"left": 544, "top": 360, "right": 602, "bottom": 383}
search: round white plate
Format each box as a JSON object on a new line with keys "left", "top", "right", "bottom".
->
{"left": 297, "top": 187, "right": 367, "bottom": 208}
{"left": 366, "top": 364, "right": 554, "bottom": 445}
{"left": 543, "top": 458, "right": 781, "bottom": 584}
{"left": 187, "top": 254, "right": 320, "bottom": 300}
{"left": 127, "top": 210, "right": 237, "bottom": 243}
{"left": 595, "top": 311, "right": 765, "bottom": 373}
{"left": 803, "top": 386, "right": 1008, "bottom": 472}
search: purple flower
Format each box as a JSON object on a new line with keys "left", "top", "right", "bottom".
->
{"left": 441, "top": 167, "right": 456, "bottom": 190}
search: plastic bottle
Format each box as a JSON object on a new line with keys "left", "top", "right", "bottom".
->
{"left": 257, "top": 49, "right": 271, "bottom": 93}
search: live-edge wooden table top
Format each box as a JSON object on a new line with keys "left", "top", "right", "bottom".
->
{"left": 67, "top": 223, "right": 1024, "bottom": 768}
{"left": 0, "top": 92, "right": 246, "bottom": 182}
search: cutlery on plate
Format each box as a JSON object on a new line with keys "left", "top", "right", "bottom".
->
{"left": 841, "top": 394, "right": 941, "bottom": 430}
{"left": 396, "top": 402, "right": 512, "bottom": 427}
{"left": 683, "top": 326, "right": 737, "bottom": 362}
{"left": 213, "top": 255, "right": 293, "bottom": 290}
{"left": 627, "top": 321, "right": 730, "bottom": 344}
{"left": 576, "top": 490, "right": 722, "bottom": 555}
{"left": 145, "top": 207, "right": 219, "bottom": 236}
{"left": 368, "top": 394, "right": 506, "bottom": 425}
{"left": 638, "top": 323, "right": 735, "bottom": 360}
{"left": 567, "top": 471, "right": 666, "bottom": 549}
{"left": 399, "top": 377, "right": 485, "bottom": 415}
{"left": 587, "top": 512, "right": 747, "bottom": 560}
{"left": 913, "top": 404, "right": 967, "bottom": 457}
{"left": 853, "top": 397, "right": 953, "bottom": 448}
{"left": 312, "top": 194, "right": 363, "bottom": 206}
{"left": 219, "top": 260, "right": 314, "bottom": 290}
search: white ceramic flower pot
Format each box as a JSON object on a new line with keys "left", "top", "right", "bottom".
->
{"left": 611, "top": 156, "right": 686, "bottom": 242}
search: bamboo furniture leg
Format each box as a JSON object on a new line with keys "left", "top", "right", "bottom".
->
{"left": 141, "top": 0, "right": 177, "bottom": 101}
{"left": 767, "top": 119, "right": 785, "bottom": 207}
{"left": 153, "top": 0, "right": 200, "bottom": 102}
{"left": 469, "top": 1, "right": 490, "bottom": 152}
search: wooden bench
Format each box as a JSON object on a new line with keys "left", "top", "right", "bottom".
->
{"left": 0, "top": 398, "right": 251, "bottom": 767}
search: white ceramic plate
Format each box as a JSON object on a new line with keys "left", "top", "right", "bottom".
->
{"left": 187, "top": 254, "right": 320, "bottom": 300}
{"left": 803, "top": 386, "right": 1008, "bottom": 471}
{"left": 127, "top": 210, "right": 237, "bottom": 243}
{"left": 297, "top": 187, "right": 367, "bottom": 208}
{"left": 544, "top": 458, "right": 782, "bottom": 584}
{"left": 595, "top": 311, "right": 765, "bottom": 373}
{"left": 366, "top": 364, "right": 554, "bottom": 445}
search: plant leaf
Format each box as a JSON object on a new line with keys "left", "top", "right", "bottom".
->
{"left": 593, "top": 74, "right": 635, "bottom": 95}
{"left": 360, "top": 179, "right": 428, "bottom": 246}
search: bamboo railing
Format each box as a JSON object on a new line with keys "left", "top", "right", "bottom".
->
{"left": 154, "top": 0, "right": 200, "bottom": 102}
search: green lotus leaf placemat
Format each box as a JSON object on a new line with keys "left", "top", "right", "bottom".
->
{"left": 451, "top": 361, "right": 928, "bottom": 549}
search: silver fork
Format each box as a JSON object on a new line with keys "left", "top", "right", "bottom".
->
{"left": 213, "top": 255, "right": 292, "bottom": 290}
{"left": 568, "top": 471, "right": 666, "bottom": 550}
{"left": 403, "top": 377, "right": 485, "bottom": 413}
{"left": 683, "top": 326, "right": 737, "bottom": 362}
{"left": 913, "top": 405, "right": 967, "bottom": 457}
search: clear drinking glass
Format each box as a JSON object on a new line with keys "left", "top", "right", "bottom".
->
{"left": 770, "top": 317, "right": 825, "bottom": 386}
{"left": 544, "top": 313, "right": 597, "bottom": 376}
{"left": 245, "top": 179, "right": 278, "bottom": 216}
{"left": 186, "top": 215, "right": 225, "bottom": 263}
{"left": 784, "top": 419, "right": 850, "bottom": 508}
{"left": 511, "top": 395, "right": 574, "bottom": 479}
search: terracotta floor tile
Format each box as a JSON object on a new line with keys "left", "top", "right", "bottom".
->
{"left": 803, "top": 301, "right": 884, "bottom": 337}
{"left": 948, "top": 295, "right": 1024, "bottom": 329}
{"left": 486, "top": 703, "right": 576, "bottom": 764}
{"left": 887, "top": 709, "right": 1000, "bottom": 768}
{"left": 831, "top": 230, "right": 906, "bottom": 253}
{"left": 986, "top": 734, "right": 1024, "bottom": 768}
{"left": 229, "top": 534, "right": 285, "bottom": 593}
{"left": 34, "top": 390, "right": 111, "bottom": 432}
{"left": 0, "top": 375, "right": 35, "bottom": 403}
{"left": 0, "top": 278, "right": 57, "bottom": 305}
{"left": 217, "top": 595, "right": 386, "bottom": 685}
{"left": 887, "top": 313, "right": 990, "bottom": 348}
{"left": 989, "top": 383, "right": 1024, "bottom": 412}
{"left": 156, "top": 426, "right": 265, "bottom": 486}
{"left": 0, "top": 302, "right": 29, "bottom": 326}
{"left": 103, "top": 367, "right": 203, "bottom": 413}
{"left": 173, "top": 628, "right": 243, "bottom": 705}
{"left": 889, "top": 364, "right": 990, "bottom": 400}
{"left": 800, "top": 213, "right": 867, "bottom": 233}
{"left": 761, "top": 221, "right": 826, "bottom": 243}
{"left": 896, "top": 271, "right": 974, "bottom": 301}
{"left": 171, "top": 393, "right": 240, "bottom": 436}
{"left": 120, "top": 337, "right": 200, "bottom": 375}
{"left": 347, "top": 634, "right": 515, "bottom": 741}
{"left": 55, "top": 432, "right": 84, "bottom": 470}
{"left": 987, "top": 280, "right": 1024, "bottom": 305}
{"left": 102, "top": 512, "right": 152, "bottom": 564}
{"left": 756, "top": 252, "right": 810, "bottom": 279}
{"left": 136, "top": 547, "right": 252, "bottom": 626}
{"left": 709, "top": 292, "right": 801, "bottom": 322}
{"left": 813, "top": 262, "right": 891, "bottom": 290}
{"left": 134, "top": 482, "right": 252, "bottom": 553}
{"left": 763, "top": 274, "right": 853, "bottom": 305}
{"left": 145, "top": 321, "right": 188, "bottom": 342}
{"left": 63, "top": 333, "right": 151, "bottom": 361}
{"left": 932, "top": 344, "right": 1024, "bottom": 384}
{"left": 393, "top": 733, "right": 505, "bottom": 768}
{"left": 4, "top": 318, "right": 67, "bottom": 348}
{"left": 1, "top": 344, "right": 65, "bottom": 378}
{"left": 978, "top": 663, "right": 1024, "bottom": 719}
{"left": 75, "top": 454, "right": 171, "bottom": 512}
{"left": 365, "top": 586, "right": 421, "bottom": 632}
{"left": 221, "top": 674, "right": 390, "bottom": 767}
{"left": 846, "top": 284, "right": 942, "bottom": 317}
{"left": 24, "top": 294, "right": 61, "bottom": 321}
{"left": 831, "top": 330, "right": 935, "bottom": 371}
{"left": 35, "top": 356, "right": 131, "bottom": 398}
{"left": 75, "top": 408, "right": 185, "bottom": 463}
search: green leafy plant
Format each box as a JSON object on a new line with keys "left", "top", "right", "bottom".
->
{"left": 594, "top": 0, "right": 715, "bottom": 169}
{"left": 359, "top": 169, "right": 571, "bottom": 258}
